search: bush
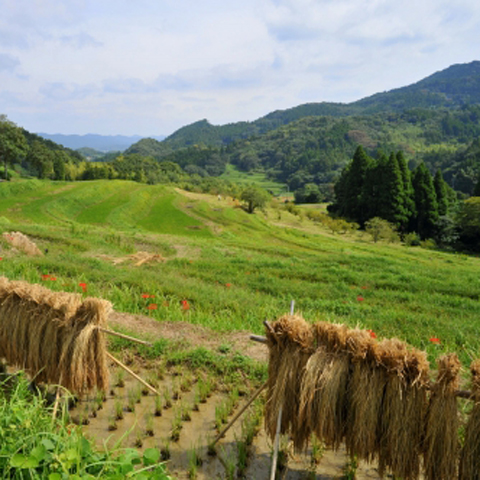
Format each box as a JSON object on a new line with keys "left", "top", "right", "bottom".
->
{"left": 404, "top": 232, "right": 421, "bottom": 246}
{"left": 364, "top": 217, "right": 397, "bottom": 243}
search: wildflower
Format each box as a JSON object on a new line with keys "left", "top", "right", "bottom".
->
{"left": 41, "top": 274, "right": 50, "bottom": 281}
{"left": 147, "top": 303, "right": 158, "bottom": 310}
{"left": 429, "top": 337, "right": 441, "bottom": 345}
{"left": 225, "top": 283, "right": 232, "bottom": 288}
{"left": 361, "top": 286, "right": 368, "bottom": 290}
{"left": 357, "top": 296, "right": 364, "bottom": 302}
{"left": 141, "top": 293, "right": 150, "bottom": 299}
{"left": 50, "top": 276, "right": 57, "bottom": 281}
{"left": 367, "top": 329, "right": 377, "bottom": 339}
{"left": 181, "top": 300, "right": 190, "bottom": 311}
{"left": 0, "top": 257, "right": 3, "bottom": 261}
{"left": 79, "top": 282, "right": 87, "bottom": 292}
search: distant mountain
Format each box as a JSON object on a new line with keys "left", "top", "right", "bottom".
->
{"left": 36, "top": 133, "right": 166, "bottom": 152}
{"left": 127, "top": 61, "right": 480, "bottom": 156}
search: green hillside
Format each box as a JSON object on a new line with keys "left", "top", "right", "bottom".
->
{"left": 1, "top": 179, "right": 479, "bottom": 368}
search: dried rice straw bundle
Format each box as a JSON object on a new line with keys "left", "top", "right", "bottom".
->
{"left": 423, "top": 353, "right": 461, "bottom": 480}
{"left": 265, "top": 314, "right": 314, "bottom": 443}
{"left": 298, "top": 322, "right": 350, "bottom": 451}
{"left": 377, "top": 340, "right": 429, "bottom": 480}
{"left": 2, "top": 231, "right": 43, "bottom": 256}
{"left": 459, "top": 359, "right": 480, "bottom": 480}
{"left": 59, "top": 298, "right": 111, "bottom": 394}
{"left": 345, "top": 328, "right": 385, "bottom": 463}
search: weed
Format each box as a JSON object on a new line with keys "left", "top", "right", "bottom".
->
{"left": 343, "top": 456, "right": 358, "bottom": 479}
{"left": 311, "top": 434, "right": 324, "bottom": 465}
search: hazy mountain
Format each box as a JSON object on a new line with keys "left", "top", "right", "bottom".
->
{"left": 36, "top": 133, "right": 166, "bottom": 152}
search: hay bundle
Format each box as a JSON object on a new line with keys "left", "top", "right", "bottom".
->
{"left": 377, "top": 340, "right": 429, "bottom": 480}
{"left": 345, "top": 329, "right": 386, "bottom": 463}
{"left": 423, "top": 353, "right": 461, "bottom": 480}
{"left": 2, "top": 231, "right": 43, "bottom": 256}
{"left": 264, "top": 314, "right": 314, "bottom": 442}
{"left": 0, "top": 276, "right": 110, "bottom": 394}
{"left": 298, "top": 322, "right": 350, "bottom": 450}
{"left": 459, "top": 359, "right": 480, "bottom": 480}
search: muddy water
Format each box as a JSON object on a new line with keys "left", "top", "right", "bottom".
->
{"left": 74, "top": 367, "right": 384, "bottom": 479}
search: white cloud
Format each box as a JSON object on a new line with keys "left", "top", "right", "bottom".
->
{"left": 0, "top": 0, "right": 479, "bottom": 135}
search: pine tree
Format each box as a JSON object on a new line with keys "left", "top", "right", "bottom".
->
{"left": 343, "top": 146, "right": 372, "bottom": 224}
{"left": 433, "top": 170, "right": 449, "bottom": 216}
{"left": 412, "top": 163, "right": 439, "bottom": 239}
{"left": 396, "top": 151, "right": 416, "bottom": 231}
{"left": 374, "top": 153, "right": 408, "bottom": 228}
{"left": 473, "top": 176, "right": 480, "bottom": 196}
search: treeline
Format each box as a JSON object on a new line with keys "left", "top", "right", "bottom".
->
{"left": 329, "top": 146, "right": 480, "bottom": 249}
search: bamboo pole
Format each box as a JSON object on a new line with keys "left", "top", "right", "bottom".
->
{"left": 213, "top": 380, "right": 268, "bottom": 445}
{"left": 250, "top": 334, "right": 267, "bottom": 344}
{"left": 106, "top": 351, "right": 160, "bottom": 396}
{"left": 99, "top": 328, "right": 153, "bottom": 347}
{"left": 270, "top": 404, "right": 283, "bottom": 480}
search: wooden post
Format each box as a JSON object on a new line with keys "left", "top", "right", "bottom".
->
{"left": 213, "top": 380, "right": 268, "bottom": 445}
{"left": 106, "top": 352, "right": 160, "bottom": 396}
{"left": 270, "top": 404, "right": 283, "bottom": 480}
{"left": 98, "top": 328, "right": 153, "bottom": 347}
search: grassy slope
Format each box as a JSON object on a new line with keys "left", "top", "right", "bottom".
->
{"left": 0, "top": 179, "right": 479, "bottom": 367}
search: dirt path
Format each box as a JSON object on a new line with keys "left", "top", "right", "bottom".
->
{"left": 108, "top": 310, "right": 268, "bottom": 363}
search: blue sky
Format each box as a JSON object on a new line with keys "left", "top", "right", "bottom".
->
{"left": 0, "top": 0, "right": 479, "bottom": 136}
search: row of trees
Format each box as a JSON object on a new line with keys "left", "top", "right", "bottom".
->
{"left": 329, "top": 146, "right": 456, "bottom": 239}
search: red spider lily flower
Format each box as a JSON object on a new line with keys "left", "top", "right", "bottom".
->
{"left": 357, "top": 296, "right": 364, "bottom": 302}
{"left": 361, "top": 286, "right": 368, "bottom": 290}
{"left": 181, "top": 300, "right": 190, "bottom": 311}
{"left": 79, "top": 282, "right": 87, "bottom": 292}
{"left": 225, "top": 283, "right": 232, "bottom": 288}
{"left": 429, "top": 337, "right": 441, "bottom": 345}
{"left": 49, "top": 276, "right": 57, "bottom": 281}
{"left": 367, "top": 329, "right": 377, "bottom": 339}
{"left": 0, "top": 257, "right": 3, "bottom": 261}
{"left": 41, "top": 274, "right": 50, "bottom": 281}
{"left": 147, "top": 303, "right": 158, "bottom": 310}
{"left": 141, "top": 293, "right": 150, "bottom": 299}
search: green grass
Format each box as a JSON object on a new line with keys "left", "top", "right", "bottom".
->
{"left": 220, "top": 164, "right": 289, "bottom": 196}
{"left": 0, "top": 179, "right": 480, "bottom": 367}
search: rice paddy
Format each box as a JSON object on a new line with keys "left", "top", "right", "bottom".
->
{"left": 1, "top": 177, "right": 480, "bottom": 478}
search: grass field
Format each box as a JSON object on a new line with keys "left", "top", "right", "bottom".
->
{"left": 0, "top": 178, "right": 479, "bottom": 368}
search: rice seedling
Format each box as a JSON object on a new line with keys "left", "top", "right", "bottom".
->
{"left": 236, "top": 438, "right": 248, "bottom": 477}
{"left": 163, "top": 387, "right": 172, "bottom": 409}
{"left": 343, "top": 456, "right": 358, "bottom": 480}
{"left": 311, "top": 434, "right": 324, "bottom": 465}
{"left": 145, "top": 413, "right": 154, "bottom": 437}
{"left": 107, "top": 415, "right": 118, "bottom": 431}
{"left": 134, "top": 385, "right": 142, "bottom": 403}
{"left": 115, "top": 370, "right": 125, "bottom": 388}
{"left": 171, "top": 407, "right": 183, "bottom": 441}
{"left": 134, "top": 428, "right": 143, "bottom": 448}
{"left": 220, "top": 447, "right": 236, "bottom": 480}
{"left": 171, "top": 379, "right": 181, "bottom": 401}
{"left": 215, "top": 401, "right": 229, "bottom": 431}
{"left": 114, "top": 399, "right": 124, "bottom": 420}
{"left": 154, "top": 394, "right": 163, "bottom": 416}
{"left": 126, "top": 389, "right": 137, "bottom": 412}
{"left": 160, "top": 440, "right": 171, "bottom": 461}
{"left": 146, "top": 372, "right": 160, "bottom": 389}
{"left": 181, "top": 402, "right": 192, "bottom": 422}
{"left": 192, "top": 391, "right": 200, "bottom": 411}
{"left": 207, "top": 434, "right": 217, "bottom": 457}
{"left": 188, "top": 444, "right": 203, "bottom": 480}
{"left": 180, "top": 372, "right": 193, "bottom": 392}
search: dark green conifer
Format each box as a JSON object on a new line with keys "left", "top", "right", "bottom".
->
{"left": 433, "top": 170, "right": 449, "bottom": 216}
{"left": 412, "top": 163, "right": 439, "bottom": 239}
{"left": 396, "top": 151, "right": 416, "bottom": 230}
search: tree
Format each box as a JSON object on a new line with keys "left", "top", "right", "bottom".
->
{"left": 396, "top": 151, "right": 416, "bottom": 230}
{"left": 456, "top": 197, "right": 480, "bottom": 250}
{"left": 473, "top": 176, "right": 480, "bottom": 196}
{"left": 433, "top": 170, "right": 449, "bottom": 216}
{"left": 364, "top": 217, "right": 399, "bottom": 243}
{"left": 0, "top": 116, "right": 28, "bottom": 180}
{"left": 294, "top": 183, "right": 322, "bottom": 203}
{"left": 412, "top": 163, "right": 439, "bottom": 239}
{"left": 26, "top": 141, "right": 54, "bottom": 179}
{"left": 240, "top": 186, "right": 270, "bottom": 214}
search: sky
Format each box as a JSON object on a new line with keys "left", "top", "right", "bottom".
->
{"left": 0, "top": 0, "right": 479, "bottom": 137}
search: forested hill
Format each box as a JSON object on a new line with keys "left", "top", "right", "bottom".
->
{"left": 127, "top": 61, "right": 480, "bottom": 155}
